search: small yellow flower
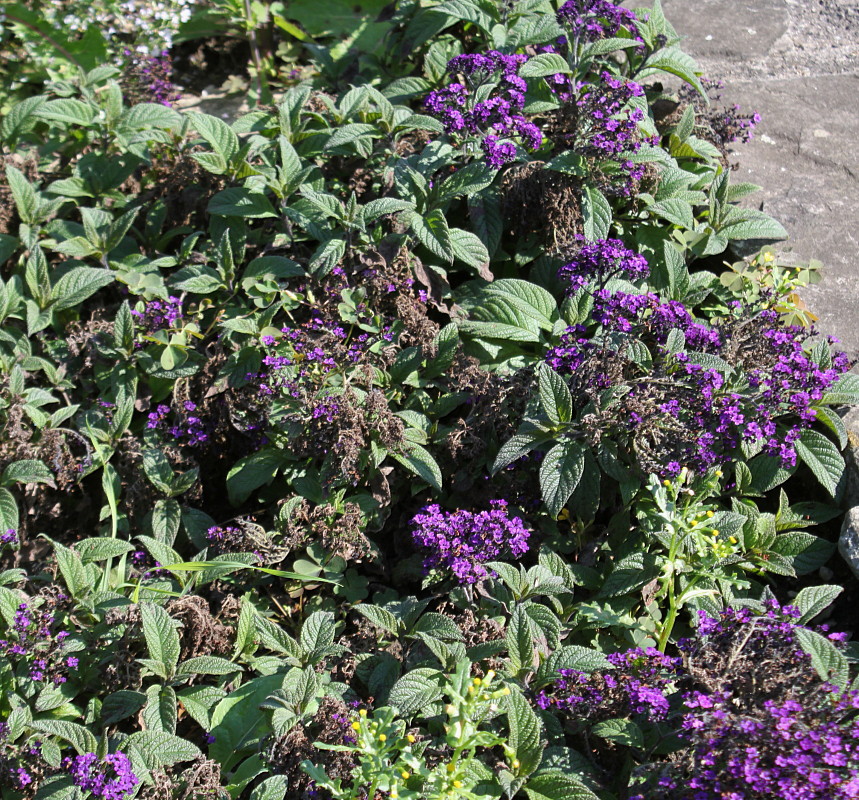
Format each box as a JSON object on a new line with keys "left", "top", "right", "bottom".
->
{"left": 706, "top": 510, "right": 715, "bottom": 518}
{"left": 401, "top": 771, "right": 410, "bottom": 780}
{"left": 473, "top": 677, "right": 482, "bottom": 686}
{"left": 763, "top": 252, "right": 775, "bottom": 263}
{"left": 729, "top": 536, "right": 738, "bottom": 544}
{"left": 407, "top": 735, "right": 416, "bottom": 743}
{"left": 359, "top": 709, "right": 367, "bottom": 718}
{"left": 453, "top": 781, "right": 463, "bottom": 789}
{"left": 502, "top": 687, "right": 511, "bottom": 695}
{"left": 446, "top": 763, "right": 456, "bottom": 773}
{"left": 715, "top": 470, "right": 723, "bottom": 477}
{"left": 378, "top": 734, "right": 387, "bottom": 742}
{"left": 351, "top": 722, "right": 360, "bottom": 731}
{"left": 512, "top": 759, "right": 520, "bottom": 769}
{"left": 663, "top": 479, "right": 671, "bottom": 486}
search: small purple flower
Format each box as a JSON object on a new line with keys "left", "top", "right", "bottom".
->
{"left": 411, "top": 500, "right": 530, "bottom": 584}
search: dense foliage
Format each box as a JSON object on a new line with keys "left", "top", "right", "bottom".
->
{"left": 1, "top": 1, "right": 858, "bottom": 799}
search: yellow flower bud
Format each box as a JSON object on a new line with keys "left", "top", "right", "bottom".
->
{"left": 473, "top": 677, "right": 482, "bottom": 686}
{"left": 712, "top": 529, "right": 719, "bottom": 537}
{"left": 351, "top": 722, "right": 360, "bottom": 731}
{"left": 706, "top": 510, "right": 714, "bottom": 518}
{"left": 729, "top": 536, "right": 738, "bottom": 544}
{"left": 446, "top": 763, "right": 456, "bottom": 773}
{"left": 663, "top": 479, "right": 671, "bottom": 486}
{"left": 390, "top": 791, "right": 398, "bottom": 799}
{"left": 378, "top": 734, "right": 387, "bottom": 742}
{"left": 764, "top": 252, "right": 775, "bottom": 263}
{"left": 359, "top": 709, "right": 367, "bottom": 717}
{"left": 485, "top": 670, "right": 495, "bottom": 682}
{"left": 453, "top": 781, "right": 463, "bottom": 789}
{"left": 401, "top": 771, "right": 410, "bottom": 780}
{"left": 407, "top": 735, "right": 416, "bottom": 743}
{"left": 715, "top": 470, "right": 723, "bottom": 477}
{"left": 502, "top": 687, "right": 511, "bottom": 695}
{"left": 512, "top": 759, "right": 520, "bottom": 769}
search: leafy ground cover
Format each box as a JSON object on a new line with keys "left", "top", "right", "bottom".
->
{"left": 1, "top": 1, "right": 859, "bottom": 799}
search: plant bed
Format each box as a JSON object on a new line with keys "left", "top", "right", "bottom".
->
{"left": 0, "top": 1, "right": 858, "bottom": 799}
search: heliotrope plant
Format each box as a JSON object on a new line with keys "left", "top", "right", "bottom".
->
{"left": 0, "top": 0, "right": 857, "bottom": 799}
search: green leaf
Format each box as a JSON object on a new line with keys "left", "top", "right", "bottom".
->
{"left": 300, "top": 610, "right": 336, "bottom": 665}
{"left": 361, "top": 198, "right": 415, "bottom": 223}
{"left": 35, "top": 98, "right": 96, "bottom": 127}
{"left": 190, "top": 113, "right": 240, "bottom": 162}
{"left": 794, "top": 627, "right": 849, "bottom": 689}
{"left": 101, "top": 690, "right": 147, "bottom": 726}
{"left": 73, "top": 538, "right": 134, "bottom": 563}
{"left": 820, "top": 373, "right": 859, "bottom": 405}
{"left": 539, "top": 440, "right": 586, "bottom": 517}
{"left": 795, "top": 428, "right": 844, "bottom": 498}
{"left": 392, "top": 442, "right": 443, "bottom": 492}
{"left": 144, "top": 683, "right": 178, "bottom": 734}
{"left": 178, "top": 656, "right": 243, "bottom": 676}
{"left": 140, "top": 602, "right": 181, "bottom": 678}
{"left": 209, "top": 673, "right": 286, "bottom": 767}
{"left": 324, "top": 123, "right": 380, "bottom": 150}
{"left": 1, "top": 488, "right": 21, "bottom": 532}
{"left": 227, "top": 449, "right": 283, "bottom": 506}
{"left": 51, "top": 267, "right": 115, "bottom": 311}
{"left": 492, "top": 433, "right": 544, "bottom": 473}
{"left": 411, "top": 209, "right": 454, "bottom": 262}
{"left": 1, "top": 458, "right": 54, "bottom": 486}
{"left": 4, "top": 165, "right": 37, "bottom": 224}
{"left": 506, "top": 605, "right": 535, "bottom": 675}
{"left": 30, "top": 720, "right": 97, "bottom": 755}
{"left": 718, "top": 213, "right": 787, "bottom": 242}
{"left": 794, "top": 585, "right": 843, "bottom": 624}
{"left": 483, "top": 279, "right": 556, "bottom": 330}
{"left": 591, "top": 718, "right": 643, "bottom": 747}
{"left": 638, "top": 46, "right": 705, "bottom": 96}
{"left": 388, "top": 668, "right": 444, "bottom": 716}
{"left": 581, "top": 185, "right": 612, "bottom": 240}
{"left": 538, "top": 364, "right": 573, "bottom": 425}
{"left": 524, "top": 769, "right": 600, "bottom": 800}
{"left": 249, "top": 776, "right": 290, "bottom": 800}
{"left": 449, "top": 228, "right": 491, "bottom": 274}
{"left": 648, "top": 198, "right": 695, "bottom": 229}
{"left": 519, "top": 53, "right": 571, "bottom": 77}
{"left": 353, "top": 604, "right": 401, "bottom": 636}
{"left": 506, "top": 689, "right": 544, "bottom": 776}
{"left": 123, "top": 731, "right": 201, "bottom": 769}
{"left": 208, "top": 188, "right": 277, "bottom": 218}
{"left": 1, "top": 95, "right": 47, "bottom": 145}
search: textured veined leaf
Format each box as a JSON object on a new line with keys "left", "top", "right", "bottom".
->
{"left": 410, "top": 209, "right": 454, "bottom": 262}
{"left": 539, "top": 440, "right": 586, "bottom": 517}
{"left": 795, "top": 428, "right": 844, "bottom": 498}
{"left": 519, "top": 52, "right": 572, "bottom": 77}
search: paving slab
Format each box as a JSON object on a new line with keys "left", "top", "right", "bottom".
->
{"left": 629, "top": 0, "right": 859, "bottom": 350}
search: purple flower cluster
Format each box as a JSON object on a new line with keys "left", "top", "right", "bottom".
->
{"left": 631, "top": 601, "right": 859, "bottom": 800}
{"left": 574, "top": 72, "right": 651, "bottom": 194}
{"left": 546, "top": 291, "right": 848, "bottom": 473}
{"left": 556, "top": 0, "right": 637, "bottom": 41}
{"left": 424, "top": 51, "right": 543, "bottom": 169}
{"left": 558, "top": 236, "right": 650, "bottom": 291}
{"left": 121, "top": 49, "right": 179, "bottom": 107}
{"left": 131, "top": 296, "right": 182, "bottom": 335}
{"left": 680, "top": 78, "right": 762, "bottom": 147}
{"left": 0, "top": 601, "right": 76, "bottom": 684}
{"left": 1, "top": 528, "right": 17, "bottom": 547}
{"left": 65, "top": 752, "right": 139, "bottom": 800}
{"left": 205, "top": 525, "right": 247, "bottom": 552}
{"left": 536, "top": 647, "right": 681, "bottom": 723}
{"left": 147, "top": 400, "right": 209, "bottom": 446}
{"left": 410, "top": 500, "right": 530, "bottom": 584}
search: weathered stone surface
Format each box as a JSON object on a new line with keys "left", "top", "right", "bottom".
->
{"left": 839, "top": 506, "right": 859, "bottom": 580}
{"left": 841, "top": 406, "right": 859, "bottom": 508}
